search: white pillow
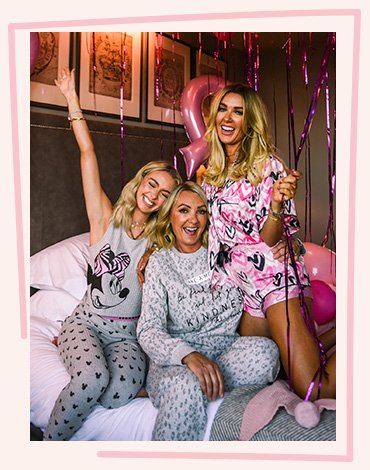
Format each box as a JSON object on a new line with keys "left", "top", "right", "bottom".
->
{"left": 30, "top": 233, "right": 90, "bottom": 299}
{"left": 30, "top": 289, "right": 80, "bottom": 324}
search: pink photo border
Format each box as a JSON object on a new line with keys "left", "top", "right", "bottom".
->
{"left": 10, "top": 8, "right": 360, "bottom": 462}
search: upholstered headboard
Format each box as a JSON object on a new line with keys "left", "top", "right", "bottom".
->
{"left": 30, "top": 111, "right": 188, "bottom": 255}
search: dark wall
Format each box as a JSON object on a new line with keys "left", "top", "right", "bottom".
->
{"left": 30, "top": 112, "right": 188, "bottom": 254}
{"left": 30, "top": 32, "right": 335, "bottom": 254}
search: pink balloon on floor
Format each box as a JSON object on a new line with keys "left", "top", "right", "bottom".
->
{"left": 180, "top": 75, "right": 229, "bottom": 179}
{"left": 303, "top": 242, "right": 336, "bottom": 286}
{"left": 30, "top": 32, "right": 40, "bottom": 75}
{"left": 311, "top": 280, "right": 336, "bottom": 325}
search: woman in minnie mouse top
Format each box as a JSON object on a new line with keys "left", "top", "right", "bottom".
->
{"left": 43, "top": 68, "right": 181, "bottom": 441}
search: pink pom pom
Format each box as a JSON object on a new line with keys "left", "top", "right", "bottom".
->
{"left": 294, "top": 401, "right": 320, "bottom": 428}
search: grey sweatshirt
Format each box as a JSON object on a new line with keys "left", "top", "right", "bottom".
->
{"left": 137, "top": 246, "right": 243, "bottom": 366}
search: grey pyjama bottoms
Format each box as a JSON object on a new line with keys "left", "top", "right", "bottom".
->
{"left": 146, "top": 336, "right": 280, "bottom": 441}
{"left": 43, "top": 309, "right": 146, "bottom": 441}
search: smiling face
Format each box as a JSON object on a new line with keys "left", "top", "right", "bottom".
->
{"left": 170, "top": 190, "right": 208, "bottom": 254}
{"left": 135, "top": 170, "right": 177, "bottom": 219}
{"left": 215, "top": 92, "right": 246, "bottom": 159}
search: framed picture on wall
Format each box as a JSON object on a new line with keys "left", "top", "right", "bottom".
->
{"left": 147, "top": 32, "right": 191, "bottom": 125}
{"left": 30, "top": 32, "right": 71, "bottom": 108}
{"left": 79, "top": 32, "right": 142, "bottom": 118}
{"left": 195, "top": 50, "right": 226, "bottom": 78}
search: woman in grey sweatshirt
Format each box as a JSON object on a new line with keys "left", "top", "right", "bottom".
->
{"left": 137, "top": 182, "right": 280, "bottom": 441}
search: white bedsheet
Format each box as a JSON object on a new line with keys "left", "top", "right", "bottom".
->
{"left": 30, "top": 316, "right": 224, "bottom": 441}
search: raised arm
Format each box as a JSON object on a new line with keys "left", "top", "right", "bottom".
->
{"left": 55, "top": 68, "right": 113, "bottom": 245}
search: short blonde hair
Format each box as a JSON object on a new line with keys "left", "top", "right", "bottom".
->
{"left": 153, "top": 181, "right": 209, "bottom": 249}
{"left": 111, "top": 161, "right": 182, "bottom": 242}
{"left": 203, "top": 83, "right": 283, "bottom": 187}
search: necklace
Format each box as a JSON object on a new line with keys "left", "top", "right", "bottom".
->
{"left": 130, "top": 220, "right": 146, "bottom": 230}
{"left": 228, "top": 149, "right": 240, "bottom": 168}
{"left": 129, "top": 220, "right": 146, "bottom": 240}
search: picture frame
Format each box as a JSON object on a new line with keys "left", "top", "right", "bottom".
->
{"left": 195, "top": 50, "right": 226, "bottom": 78}
{"left": 79, "top": 32, "right": 142, "bottom": 119}
{"left": 147, "top": 32, "right": 191, "bottom": 125}
{"left": 30, "top": 32, "right": 71, "bottom": 108}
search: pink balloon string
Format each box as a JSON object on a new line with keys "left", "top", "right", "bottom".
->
{"left": 92, "top": 33, "right": 97, "bottom": 114}
{"left": 119, "top": 33, "right": 127, "bottom": 188}
{"left": 160, "top": 119, "right": 164, "bottom": 160}
{"left": 281, "top": 34, "right": 335, "bottom": 399}
{"left": 248, "top": 32, "right": 252, "bottom": 88}
{"left": 294, "top": 32, "right": 335, "bottom": 167}
{"left": 243, "top": 32, "right": 248, "bottom": 82}
{"left": 304, "top": 135, "right": 313, "bottom": 242}
{"left": 301, "top": 32, "right": 309, "bottom": 87}
{"left": 155, "top": 33, "right": 161, "bottom": 102}
{"left": 172, "top": 94, "right": 177, "bottom": 169}
{"left": 254, "top": 33, "right": 259, "bottom": 91}
{"left": 213, "top": 50, "right": 219, "bottom": 78}
{"left": 119, "top": 83, "right": 125, "bottom": 187}
{"left": 321, "top": 70, "right": 336, "bottom": 249}
{"left": 282, "top": 218, "right": 327, "bottom": 399}
{"left": 223, "top": 39, "right": 228, "bottom": 84}
{"left": 171, "top": 34, "right": 177, "bottom": 169}
{"left": 198, "top": 32, "right": 202, "bottom": 65}
{"left": 284, "top": 33, "right": 297, "bottom": 168}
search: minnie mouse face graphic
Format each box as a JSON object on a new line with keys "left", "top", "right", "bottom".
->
{"left": 87, "top": 244, "right": 131, "bottom": 309}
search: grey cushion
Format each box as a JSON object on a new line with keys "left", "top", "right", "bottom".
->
{"left": 210, "top": 384, "right": 336, "bottom": 441}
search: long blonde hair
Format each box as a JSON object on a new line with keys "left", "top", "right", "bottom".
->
{"left": 111, "top": 161, "right": 182, "bottom": 241}
{"left": 153, "top": 182, "right": 209, "bottom": 250}
{"left": 203, "top": 83, "right": 283, "bottom": 187}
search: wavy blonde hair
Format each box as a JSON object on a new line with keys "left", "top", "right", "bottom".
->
{"left": 153, "top": 182, "right": 209, "bottom": 250}
{"left": 111, "top": 161, "right": 182, "bottom": 243}
{"left": 203, "top": 83, "right": 284, "bottom": 187}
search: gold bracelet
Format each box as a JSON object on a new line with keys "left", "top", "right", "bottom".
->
{"left": 68, "top": 116, "right": 85, "bottom": 128}
{"left": 268, "top": 211, "right": 281, "bottom": 222}
{"left": 269, "top": 202, "right": 284, "bottom": 221}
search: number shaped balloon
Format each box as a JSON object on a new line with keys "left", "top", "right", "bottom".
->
{"left": 180, "top": 75, "right": 229, "bottom": 179}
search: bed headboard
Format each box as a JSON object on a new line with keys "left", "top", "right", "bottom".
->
{"left": 30, "top": 111, "right": 188, "bottom": 255}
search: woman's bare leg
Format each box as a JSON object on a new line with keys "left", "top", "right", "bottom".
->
{"left": 266, "top": 297, "right": 336, "bottom": 400}
{"left": 238, "top": 313, "right": 272, "bottom": 338}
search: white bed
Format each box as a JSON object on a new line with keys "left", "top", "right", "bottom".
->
{"left": 30, "top": 233, "right": 336, "bottom": 441}
{"left": 30, "top": 233, "right": 223, "bottom": 441}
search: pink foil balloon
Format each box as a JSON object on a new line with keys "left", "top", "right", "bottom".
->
{"left": 30, "top": 32, "right": 40, "bottom": 75}
{"left": 303, "top": 242, "right": 336, "bottom": 286}
{"left": 180, "top": 139, "right": 209, "bottom": 182}
{"left": 311, "top": 280, "right": 336, "bottom": 325}
{"left": 180, "top": 75, "right": 229, "bottom": 179}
